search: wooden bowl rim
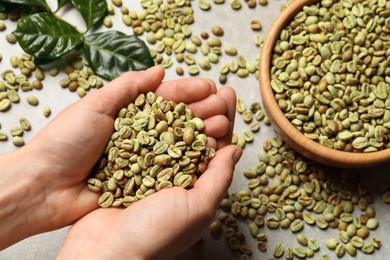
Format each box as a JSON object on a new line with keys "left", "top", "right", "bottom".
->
{"left": 259, "top": 0, "right": 390, "bottom": 168}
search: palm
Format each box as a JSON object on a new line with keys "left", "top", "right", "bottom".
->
{"left": 65, "top": 187, "right": 203, "bottom": 259}
{"left": 61, "top": 144, "right": 239, "bottom": 259}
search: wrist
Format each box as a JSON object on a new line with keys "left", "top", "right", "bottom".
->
{"left": 0, "top": 145, "right": 52, "bottom": 249}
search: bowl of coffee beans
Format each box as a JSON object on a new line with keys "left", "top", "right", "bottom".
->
{"left": 259, "top": 0, "right": 390, "bottom": 167}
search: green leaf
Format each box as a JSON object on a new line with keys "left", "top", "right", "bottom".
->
{"left": 0, "top": 2, "right": 45, "bottom": 13}
{"left": 0, "top": 0, "right": 50, "bottom": 11}
{"left": 71, "top": 0, "right": 107, "bottom": 29}
{"left": 13, "top": 13, "right": 83, "bottom": 59}
{"left": 0, "top": 4, "right": 6, "bottom": 11}
{"left": 56, "top": 0, "right": 70, "bottom": 10}
{"left": 82, "top": 31, "right": 154, "bottom": 81}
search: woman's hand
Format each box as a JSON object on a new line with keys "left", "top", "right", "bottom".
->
{"left": 58, "top": 145, "right": 241, "bottom": 260}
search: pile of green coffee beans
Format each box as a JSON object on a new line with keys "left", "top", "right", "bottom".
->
{"left": 87, "top": 92, "right": 215, "bottom": 208}
{"left": 270, "top": 0, "right": 390, "bottom": 152}
{"left": 106, "top": 0, "right": 263, "bottom": 84}
{"left": 211, "top": 134, "right": 382, "bottom": 259}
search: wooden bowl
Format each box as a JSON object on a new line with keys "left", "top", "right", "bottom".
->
{"left": 259, "top": 0, "right": 390, "bottom": 168}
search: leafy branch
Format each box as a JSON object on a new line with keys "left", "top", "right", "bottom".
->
{"left": 0, "top": 0, "right": 154, "bottom": 80}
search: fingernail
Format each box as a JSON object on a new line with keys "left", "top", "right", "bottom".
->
{"left": 232, "top": 146, "right": 243, "bottom": 164}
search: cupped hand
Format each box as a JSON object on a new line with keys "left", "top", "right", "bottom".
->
{"left": 55, "top": 67, "right": 242, "bottom": 259}
{"left": 23, "top": 66, "right": 240, "bottom": 233}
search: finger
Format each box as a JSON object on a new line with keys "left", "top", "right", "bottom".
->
{"left": 154, "top": 78, "right": 217, "bottom": 103}
{"left": 215, "top": 87, "right": 236, "bottom": 149}
{"left": 202, "top": 115, "right": 229, "bottom": 139}
{"left": 191, "top": 145, "right": 242, "bottom": 209}
{"left": 67, "top": 186, "right": 100, "bottom": 223}
{"left": 82, "top": 66, "right": 165, "bottom": 116}
{"left": 186, "top": 94, "right": 227, "bottom": 119}
{"left": 205, "top": 137, "right": 217, "bottom": 150}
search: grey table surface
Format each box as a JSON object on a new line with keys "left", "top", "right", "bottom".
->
{"left": 1, "top": 0, "right": 389, "bottom": 259}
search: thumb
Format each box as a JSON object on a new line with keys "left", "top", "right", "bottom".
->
{"left": 82, "top": 65, "right": 165, "bottom": 116}
{"left": 192, "top": 145, "right": 242, "bottom": 208}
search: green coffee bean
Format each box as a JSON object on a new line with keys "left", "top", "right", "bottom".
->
{"left": 0, "top": 21, "right": 6, "bottom": 31}
{"left": 293, "top": 247, "right": 306, "bottom": 258}
{"left": 198, "top": 58, "right": 211, "bottom": 70}
{"left": 10, "top": 126, "right": 23, "bottom": 137}
{"left": 207, "top": 52, "right": 219, "bottom": 63}
{"left": 325, "top": 238, "right": 338, "bottom": 250}
{"left": 206, "top": 37, "right": 221, "bottom": 47}
{"left": 366, "top": 218, "right": 379, "bottom": 230}
{"left": 362, "top": 243, "right": 374, "bottom": 254}
{"left": 103, "top": 16, "right": 113, "bottom": 28}
{"left": 308, "top": 239, "right": 319, "bottom": 251}
{"left": 12, "top": 136, "right": 24, "bottom": 146}
{"left": 211, "top": 26, "right": 224, "bottom": 36}
{"left": 6, "top": 34, "right": 17, "bottom": 44}
{"left": 250, "top": 19, "right": 262, "bottom": 30}
{"left": 230, "top": 0, "right": 241, "bottom": 9}
{"left": 199, "top": 0, "right": 211, "bottom": 10}
{"left": 0, "top": 99, "right": 11, "bottom": 112}
{"left": 345, "top": 242, "right": 357, "bottom": 256}
{"left": 258, "top": 0, "right": 267, "bottom": 6}
{"left": 184, "top": 54, "right": 195, "bottom": 65}
{"left": 296, "top": 234, "right": 308, "bottom": 246}
{"left": 290, "top": 219, "right": 303, "bottom": 232}
{"left": 0, "top": 130, "right": 8, "bottom": 141}
{"left": 8, "top": 90, "right": 19, "bottom": 103}
{"left": 19, "top": 117, "right": 32, "bottom": 131}
{"left": 273, "top": 243, "right": 284, "bottom": 258}
{"left": 188, "top": 65, "right": 200, "bottom": 75}
{"left": 43, "top": 106, "right": 52, "bottom": 117}
{"left": 248, "top": 222, "right": 259, "bottom": 237}
{"left": 26, "top": 95, "right": 39, "bottom": 106}
{"left": 122, "top": 14, "right": 132, "bottom": 26}
{"left": 209, "top": 220, "right": 222, "bottom": 237}
{"left": 225, "top": 46, "right": 237, "bottom": 56}
{"left": 257, "top": 241, "right": 267, "bottom": 252}
{"left": 112, "top": 0, "right": 122, "bottom": 7}
{"left": 175, "top": 66, "right": 184, "bottom": 76}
